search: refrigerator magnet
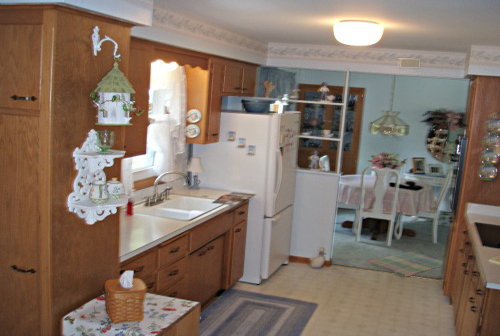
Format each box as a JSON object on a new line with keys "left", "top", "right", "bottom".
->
{"left": 238, "top": 138, "right": 246, "bottom": 148}
{"left": 228, "top": 131, "right": 236, "bottom": 141}
{"left": 248, "top": 145, "right": 256, "bottom": 156}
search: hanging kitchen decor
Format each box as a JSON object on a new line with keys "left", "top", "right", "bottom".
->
{"left": 90, "top": 26, "right": 142, "bottom": 125}
{"left": 369, "top": 76, "right": 409, "bottom": 136}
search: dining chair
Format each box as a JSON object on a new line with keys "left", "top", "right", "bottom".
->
{"left": 413, "top": 169, "right": 453, "bottom": 243}
{"left": 355, "top": 167, "right": 400, "bottom": 246}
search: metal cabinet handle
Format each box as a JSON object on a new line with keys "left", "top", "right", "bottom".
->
{"left": 147, "top": 282, "right": 155, "bottom": 289}
{"left": 464, "top": 270, "right": 468, "bottom": 275}
{"left": 169, "top": 270, "right": 179, "bottom": 277}
{"left": 170, "top": 247, "right": 180, "bottom": 254}
{"left": 235, "top": 228, "right": 242, "bottom": 233}
{"left": 211, "top": 133, "right": 219, "bottom": 136}
{"left": 207, "top": 245, "right": 215, "bottom": 251}
{"left": 198, "top": 251, "right": 206, "bottom": 257}
{"left": 468, "top": 255, "right": 475, "bottom": 260}
{"left": 242, "top": 88, "right": 247, "bottom": 91}
{"left": 476, "top": 289, "right": 484, "bottom": 296}
{"left": 234, "top": 87, "right": 241, "bottom": 90}
{"left": 462, "top": 262, "right": 467, "bottom": 268}
{"left": 472, "top": 271, "right": 480, "bottom": 277}
{"left": 11, "top": 265, "right": 36, "bottom": 273}
{"left": 238, "top": 211, "right": 246, "bottom": 215}
{"left": 10, "top": 95, "right": 37, "bottom": 101}
{"left": 470, "top": 306, "right": 477, "bottom": 313}
{"left": 465, "top": 241, "right": 471, "bottom": 246}
{"left": 469, "top": 297, "right": 476, "bottom": 304}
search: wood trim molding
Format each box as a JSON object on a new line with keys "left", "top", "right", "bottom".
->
{"left": 289, "top": 255, "right": 332, "bottom": 267}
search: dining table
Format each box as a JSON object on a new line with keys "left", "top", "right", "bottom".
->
{"left": 338, "top": 174, "right": 437, "bottom": 239}
{"left": 338, "top": 174, "right": 436, "bottom": 216}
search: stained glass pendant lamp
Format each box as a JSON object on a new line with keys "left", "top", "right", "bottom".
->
{"left": 369, "top": 76, "right": 410, "bottom": 136}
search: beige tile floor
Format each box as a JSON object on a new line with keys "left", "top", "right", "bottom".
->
{"left": 234, "top": 263, "right": 456, "bottom": 336}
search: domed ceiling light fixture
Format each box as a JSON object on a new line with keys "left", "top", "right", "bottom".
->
{"left": 333, "top": 20, "right": 384, "bottom": 46}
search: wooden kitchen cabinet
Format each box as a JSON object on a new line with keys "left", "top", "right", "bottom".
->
{"left": 452, "top": 230, "right": 500, "bottom": 336}
{"left": 119, "top": 201, "right": 249, "bottom": 307}
{"left": 217, "top": 58, "right": 258, "bottom": 96}
{"left": 187, "top": 235, "right": 225, "bottom": 304}
{"left": 0, "top": 6, "right": 131, "bottom": 335}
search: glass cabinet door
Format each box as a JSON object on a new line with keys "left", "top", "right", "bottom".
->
{"left": 296, "top": 84, "right": 365, "bottom": 174}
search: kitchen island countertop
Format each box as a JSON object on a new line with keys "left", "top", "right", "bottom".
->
{"left": 120, "top": 187, "right": 247, "bottom": 262}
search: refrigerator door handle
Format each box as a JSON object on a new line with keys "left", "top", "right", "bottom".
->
{"left": 274, "top": 149, "right": 283, "bottom": 200}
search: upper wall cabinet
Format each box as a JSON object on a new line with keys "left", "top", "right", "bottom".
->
{"left": 127, "top": 38, "right": 259, "bottom": 148}
{"left": 216, "top": 58, "right": 257, "bottom": 96}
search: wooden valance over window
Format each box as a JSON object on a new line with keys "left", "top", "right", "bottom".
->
{"left": 154, "top": 46, "right": 209, "bottom": 70}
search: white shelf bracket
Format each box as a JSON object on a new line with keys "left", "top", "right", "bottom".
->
{"left": 92, "top": 26, "right": 121, "bottom": 59}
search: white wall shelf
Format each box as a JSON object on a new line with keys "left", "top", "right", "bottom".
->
{"left": 67, "top": 130, "right": 126, "bottom": 225}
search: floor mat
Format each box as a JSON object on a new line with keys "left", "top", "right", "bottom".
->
{"left": 369, "top": 251, "right": 442, "bottom": 277}
{"left": 200, "top": 289, "right": 317, "bottom": 336}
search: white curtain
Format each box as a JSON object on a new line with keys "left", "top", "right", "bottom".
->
{"left": 147, "top": 63, "right": 187, "bottom": 178}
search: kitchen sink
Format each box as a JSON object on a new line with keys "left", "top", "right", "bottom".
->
{"left": 475, "top": 222, "right": 500, "bottom": 249}
{"left": 135, "top": 195, "right": 224, "bottom": 221}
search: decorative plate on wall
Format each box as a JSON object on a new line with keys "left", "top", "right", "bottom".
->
{"left": 186, "top": 109, "right": 202, "bottom": 123}
{"left": 186, "top": 124, "right": 201, "bottom": 138}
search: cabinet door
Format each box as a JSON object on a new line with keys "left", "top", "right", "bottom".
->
{"left": 0, "top": 115, "right": 40, "bottom": 334}
{"left": 230, "top": 221, "right": 247, "bottom": 286}
{"left": 187, "top": 235, "right": 225, "bottom": 305}
{"left": 221, "top": 62, "right": 244, "bottom": 94}
{"left": 241, "top": 63, "right": 257, "bottom": 96}
{"left": 205, "top": 61, "right": 224, "bottom": 143}
{"left": 0, "top": 24, "right": 42, "bottom": 113}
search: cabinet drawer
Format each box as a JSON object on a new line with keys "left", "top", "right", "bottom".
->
{"left": 190, "top": 212, "right": 232, "bottom": 252}
{"left": 159, "top": 235, "right": 188, "bottom": 269}
{"left": 120, "top": 249, "right": 157, "bottom": 280}
{"left": 159, "top": 278, "right": 188, "bottom": 299}
{"left": 234, "top": 203, "right": 248, "bottom": 224}
{"left": 157, "top": 257, "right": 188, "bottom": 293}
{"left": 142, "top": 275, "right": 157, "bottom": 294}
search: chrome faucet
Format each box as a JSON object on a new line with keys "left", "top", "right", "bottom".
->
{"left": 145, "top": 171, "right": 190, "bottom": 206}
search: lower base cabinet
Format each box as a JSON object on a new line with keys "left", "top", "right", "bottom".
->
{"left": 186, "top": 235, "right": 225, "bottom": 304}
{"left": 120, "top": 202, "right": 249, "bottom": 306}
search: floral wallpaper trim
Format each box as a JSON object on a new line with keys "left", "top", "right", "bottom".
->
{"left": 267, "top": 43, "right": 467, "bottom": 69}
{"left": 153, "top": 8, "right": 268, "bottom": 56}
{"left": 469, "top": 46, "right": 500, "bottom": 66}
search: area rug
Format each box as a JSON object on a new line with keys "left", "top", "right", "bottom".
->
{"left": 200, "top": 290, "right": 317, "bottom": 336}
{"left": 369, "top": 251, "right": 442, "bottom": 277}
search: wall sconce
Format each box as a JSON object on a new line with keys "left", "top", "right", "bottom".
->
{"left": 91, "top": 26, "right": 141, "bottom": 126}
{"left": 188, "top": 157, "right": 204, "bottom": 189}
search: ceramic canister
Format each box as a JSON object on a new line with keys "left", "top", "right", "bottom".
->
{"left": 107, "top": 178, "right": 124, "bottom": 200}
{"left": 90, "top": 180, "right": 109, "bottom": 204}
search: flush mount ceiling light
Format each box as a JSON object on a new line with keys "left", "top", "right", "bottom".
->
{"left": 333, "top": 20, "right": 384, "bottom": 46}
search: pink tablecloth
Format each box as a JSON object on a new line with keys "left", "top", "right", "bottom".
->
{"left": 339, "top": 175, "right": 436, "bottom": 216}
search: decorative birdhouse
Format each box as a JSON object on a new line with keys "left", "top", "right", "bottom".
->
{"left": 90, "top": 60, "right": 137, "bottom": 125}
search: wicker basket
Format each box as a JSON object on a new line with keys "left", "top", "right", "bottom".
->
{"left": 104, "top": 278, "right": 147, "bottom": 323}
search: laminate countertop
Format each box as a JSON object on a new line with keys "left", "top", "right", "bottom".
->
{"left": 120, "top": 187, "right": 246, "bottom": 263}
{"left": 466, "top": 203, "right": 500, "bottom": 290}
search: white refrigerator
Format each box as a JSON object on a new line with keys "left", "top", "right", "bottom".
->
{"left": 194, "top": 111, "right": 300, "bottom": 284}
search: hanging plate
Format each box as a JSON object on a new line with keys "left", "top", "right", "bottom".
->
{"left": 186, "top": 124, "right": 201, "bottom": 138}
{"left": 186, "top": 109, "right": 202, "bottom": 123}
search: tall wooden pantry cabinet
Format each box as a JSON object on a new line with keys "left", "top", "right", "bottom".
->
{"left": 0, "top": 5, "right": 131, "bottom": 335}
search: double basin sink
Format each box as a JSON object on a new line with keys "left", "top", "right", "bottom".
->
{"left": 134, "top": 194, "right": 224, "bottom": 221}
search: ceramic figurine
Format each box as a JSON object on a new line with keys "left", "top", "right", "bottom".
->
{"left": 308, "top": 150, "right": 320, "bottom": 169}
{"left": 90, "top": 180, "right": 109, "bottom": 204}
{"left": 107, "top": 178, "right": 124, "bottom": 199}
{"left": 310, "top": 247, "right": 326, "bottom": 269}
{"left": 318, "top": 82, "right": 329, "bottom": 101}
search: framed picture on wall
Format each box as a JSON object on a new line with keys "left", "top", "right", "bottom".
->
{"left": 412, "top": 157, "right": 426, "bottom": 174}
{"left": 427, "top": 164, "right": 443, "bottom": 176}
